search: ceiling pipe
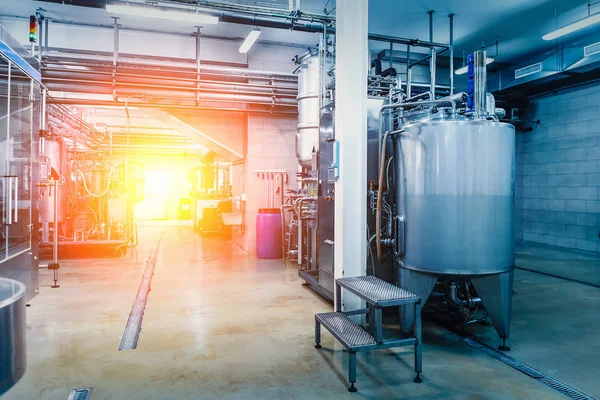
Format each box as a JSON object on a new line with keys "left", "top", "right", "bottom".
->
{"left": 40, "top": 76, "right": 298, "bottom": 98}
{"left": 46, "top": 98, "right": 298, "bottom": 115}
{"left": 42, "top": 67, "right": 298, "bottom": 92}
{"left": 44, "top": 52, "right": 297, "bottom": 79}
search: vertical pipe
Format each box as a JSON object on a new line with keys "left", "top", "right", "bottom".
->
{"left": 113, "top": 18, "right": 119, "bottom": 66}
{"left": 449, "top": 13, "right": 455, "bottom": 95}
{"left": 196, "top": 26, "right": 201, "bottom": 104}
{"left": 428, "top": 10, "right": 434, "bottom": 42}
{"left": 112, "top": 18, "right": 119, "bottom": 101}
{"left": 474, "top": 50, "right": 487, "bottom": 117}
{"left": 53, "top": 179, "right": 58, "bottom": 264}
{"left": 37, "top": 15, "right": 43, "bottom": 63}
{"left": 44, "top": 17, "right": 49, "bottom": 55}
{"left": 40, "top": 88, "right": 47, "bottom": 154}
{"left": 389, "top": 42, "right": 393, "bottom": 70}
{"left": 430, "top": 49, "right": 437, "bottom": 97}
{"left": 406, "top": 45, "right": 411, "bottom": 98}
{"left": 5, "top": 62, "right": 11, "bottom": 234}
{"left": 428, "top": 10, "right": 435, "bottom": 98}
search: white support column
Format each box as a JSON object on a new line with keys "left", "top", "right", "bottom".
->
{"left": 334, "top": 0, "right": 368, "bottom": 313}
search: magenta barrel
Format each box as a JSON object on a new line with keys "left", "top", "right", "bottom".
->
{"left": 256, "top": 208, "right": 283, "bottom": 259}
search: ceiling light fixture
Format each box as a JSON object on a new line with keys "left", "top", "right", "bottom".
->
{"left": 239, "top": 29, "right": 261, "bottom": 54}
{"left": 106, "top": 4, "right": 219, "bottom": 25}
{"left": 543, "top": 12, "right": 600, "bottom": 41}
{"left": 455, "top": 57, "right": 495, "bottom": 75}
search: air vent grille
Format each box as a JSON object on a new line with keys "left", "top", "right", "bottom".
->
{"left": 515, "top": 62, "right": 543, "bottom": 79}
{"left": 584, "top": 41, "right": 600, "bottom": 57}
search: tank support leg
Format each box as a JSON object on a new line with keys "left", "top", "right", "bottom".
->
{"left": 399, "top": 268, "right": 437, "bottom": 333}
{"left": 471, "top": 269, "right": 514, "bottom": 347}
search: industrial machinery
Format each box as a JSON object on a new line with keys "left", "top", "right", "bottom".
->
{"left": 292, "top": 26, "right": 515, "bottom": 347}
{"left": 38, "top": 129, "right": 143, "bottom": 260}
{"left": 377, "top": 50, "right": 515, "bottom": 349}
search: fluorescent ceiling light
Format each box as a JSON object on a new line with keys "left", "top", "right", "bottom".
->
{"left": 454, "top": 57, "right": 495, "bottom": 75}
{"left": 63, "top": 65, "right": 89, "bottom": 71}
{"left": 106, "top": 4, "right": 219, "bottom": 25}
{"left": 239, "top": 29, "right": 261, "bottom": 54}
{"left": 543, "top": 13, "right": 600, "bottom": 41}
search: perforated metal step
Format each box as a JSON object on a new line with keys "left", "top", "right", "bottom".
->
{"left": 336, "top": 276, "right": 420, "bottom": 307}
{"left": 316, "top": 312, "right": 376, "bottom": 350}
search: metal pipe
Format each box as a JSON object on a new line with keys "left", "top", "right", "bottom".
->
{"left": 41, "top": 76, "right": 298, "bottom": 98}
{"left": 368, "top": 33, "right": 449, "bottom": 49}
{"left": 112, "top": 17, "right": 119, "bottom": 100}
{"left": 474, "top": 50, "right": 487, "bottom": 117}
{"left": 430, "top": 49, "right": 437, "bottom": 97}
{"left": 449, "top": 13, "right": 455, "bottom": 95}
{"left": 405, "top": 91, "right": 433, "bottom": 103}
{"left": 196, "top": 26, "right": 201, "bottom": 104}
{"left": 47, "top": 98, "right": 297, "bottom": 114}
{"left": 44, "top": 17, "right": 49, "bottom": 55}
{"left": 112, "top": 18, "right": 118, "bottom": 67}
{"left": 45, "top": 52, "right": 296, "bottom": 79}
{"left": 382, "top": 92, "right": 467, "bottom": 118}
{"left": 37, "top": 14, "right": 44, "bottom": 64}
{"left": 41, "top": 69, "right": 297, "bottom": 93}
{"left": 406, "top": 45, "right": 412, "bottom": 98}
{"left": 53, "top": 179, "right": 59, "bottom": 264}
{"left": 447, "top": 282, "right": 482, "bottom": 308}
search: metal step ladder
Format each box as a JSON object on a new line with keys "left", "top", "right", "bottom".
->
{"left": 314, "top": 276, "right": 422, "bottom": 393}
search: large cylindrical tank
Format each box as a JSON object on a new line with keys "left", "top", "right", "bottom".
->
{"left": 296, "top": 54, "right": 320, "bottom": 168}
{"left": 395, "top": 120, "right": 515, "bottom": 276}
{"left": 0, "top": 278, "right": 26, "bottom": 396}
{"left": 39, "top": 140, "right": 67, "bottom": 223}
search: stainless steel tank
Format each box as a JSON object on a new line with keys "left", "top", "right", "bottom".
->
{"left": 396, "top": 120, "right": 515, "bottom": 275}
{"left": 296, "top": 54, "right": 321, "bottom": 168}
{"left": 39, "top": 139, "right": 67, "bottom": 223}
{"left": 0, "top": 278, "right": 26, "bottom": 395}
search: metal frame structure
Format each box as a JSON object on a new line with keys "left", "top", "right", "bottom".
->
{"left": 314, "top": 276, "right": 422, "bottom": 393}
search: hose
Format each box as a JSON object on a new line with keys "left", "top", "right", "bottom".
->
{"left": 376, "top": 131, "right": 390, "bottom": 262}
{"left": 386, "top": 156, "right": 394, "bottom": 190}
{"left": 76, "top": 164, "right": 121, "bottom": 198}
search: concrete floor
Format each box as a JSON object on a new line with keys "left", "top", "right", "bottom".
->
{"left": 516, "top": 242, "right": 600, "bottom": 287}
{"left": 3, "top": 225, "right": 597, "bottom": 399}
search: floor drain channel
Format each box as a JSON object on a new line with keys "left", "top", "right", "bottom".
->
{"left": 67, "top": 388, "right": 93, "bottom": 400}
{"left": 462, "top": 338, "right": 596, "bottom": 400}
{"left": 119, "top": 233, "right": 163, "bottom": 351}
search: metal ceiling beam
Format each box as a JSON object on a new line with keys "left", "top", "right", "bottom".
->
{"left": 139, "top": 107, "right": 243, "bottom": 162}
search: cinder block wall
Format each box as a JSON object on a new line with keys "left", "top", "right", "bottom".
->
{"left": 232, "top": 114, "right": 298, "bottom": 253}
{"left": 517, "top": 85, "right": 600, "bottom": 253}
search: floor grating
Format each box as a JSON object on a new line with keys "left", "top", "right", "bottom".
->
{"left": 66, "top": 388, "right": 93, "bottom": 400}
{"left": 119, "top": 233, "right": 163, "bottom": 351}
{"left": 462, "top": 338, "right": 596, "bottom": 400}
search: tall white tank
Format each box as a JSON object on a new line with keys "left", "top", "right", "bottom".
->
{"left": 296, "top": 54, "right": 321, "bottom": 168}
